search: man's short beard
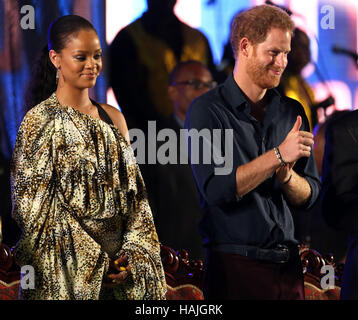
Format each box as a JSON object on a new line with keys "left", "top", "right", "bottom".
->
{"left": 246, "top": 50, "right": 282, "bottom": 89}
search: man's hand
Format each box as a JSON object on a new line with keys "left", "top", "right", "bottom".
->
{"left": 273, "top": 116, "right": 314, "bottom": 205}
{"left": 234, "top": 116, "right": 313, "bottom": 198}
{"left": 278, "top": 116, "right": 314, "bottom": 164}
{"left": 276, "top": 162, "right": 294, "bottom": 184}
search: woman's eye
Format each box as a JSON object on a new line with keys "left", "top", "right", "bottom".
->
{"left": 75, "top": 56, "right": 86, "bottom": 61}
{"left": 94, "top": 54, "right": 102, "bottom": 59}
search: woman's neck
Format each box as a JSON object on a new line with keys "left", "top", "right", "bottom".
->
{"left": 56, "top": 86, "right": 92, "bottom": 110}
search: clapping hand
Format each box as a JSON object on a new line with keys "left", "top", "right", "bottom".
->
{"left": 276, "top": 116, "right": 314, "bottom": 184}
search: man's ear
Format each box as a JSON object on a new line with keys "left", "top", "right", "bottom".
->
{"left": 49, "top": 49, "right": 60, "bottom": 69}
{"left": 239, "top": 37, "right": 251, "bottom": 58}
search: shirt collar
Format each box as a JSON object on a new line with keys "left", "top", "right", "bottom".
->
{"left": 222, "top": 73, "right": 282, "bottom": 111}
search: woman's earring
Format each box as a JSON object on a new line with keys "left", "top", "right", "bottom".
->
{"left": 56, "top": 69, "right": 59, "bottom": 85}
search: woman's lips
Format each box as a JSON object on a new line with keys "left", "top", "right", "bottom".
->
{"left": 82, "top": 73, "right": 96, "bottom": 79}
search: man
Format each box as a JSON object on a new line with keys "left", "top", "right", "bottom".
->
{"left": 109, "top": 0, "right": 216, "bottom": 131}
{"left": 279, "top": 28, "right": 314, "bottom": 130}
{"left": 321, "top": 110, "right": 358, "bottom": 299}
{"left": 185, "top": 5, "right": 320, "bottom": 299}
{"left": 279, "top": 28, "right": 334, "bottom": 131}
{"left": 168, "top": 61, "right": 216, "bottom": 128}
{"left": 140, "top": 60, "right": 216, "bottom": 260}
{"left": 279, "top": 28, "right": 335, "bottom": 245}
{"left": 307, "top": 111, "right": 349, "bottom": 264}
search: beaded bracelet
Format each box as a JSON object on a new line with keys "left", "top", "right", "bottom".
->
{"left": 274, "top": 147, "right": 286, "bottom": 167}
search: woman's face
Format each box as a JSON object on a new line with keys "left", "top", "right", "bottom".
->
{"left": 53, "top": 29, "right": 102, "bottom": 90}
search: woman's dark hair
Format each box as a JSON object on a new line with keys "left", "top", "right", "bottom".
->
{"left": 25, "top": 15, "right": 97, "bottom": 109}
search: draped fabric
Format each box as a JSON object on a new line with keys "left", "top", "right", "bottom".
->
{"left": 11, "top": 93, "right": 166, "bottom": 300}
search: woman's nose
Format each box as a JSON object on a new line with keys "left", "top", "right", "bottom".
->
{"left": 85, "top": 58, "right": 95, "bottom": 69}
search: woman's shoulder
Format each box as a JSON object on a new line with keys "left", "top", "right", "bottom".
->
{"left": 98, "top": 103, "right": 126, "bottom": 129}
{"left": 99, "top": 103, "right": 130, "bottom": 143}
{"left": 14, "top": 97, "right": 58, "bottom": 153}
{"left": 21, "top": 96, "right": 57, "bottom": 127}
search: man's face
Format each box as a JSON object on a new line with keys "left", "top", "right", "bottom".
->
{"left": 169, "top": 63, "right": 214, "bottom": 119}
{"left": 246, "top": 28, "right": 291, "bottom": 89}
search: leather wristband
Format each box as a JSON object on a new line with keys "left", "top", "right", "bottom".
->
{"left": 274, "top": 147, "right": 286, "bottom": 167}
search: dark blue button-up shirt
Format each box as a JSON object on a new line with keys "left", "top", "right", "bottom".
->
{"left": 184, "top": 74, "right": 321, "bottom": 250}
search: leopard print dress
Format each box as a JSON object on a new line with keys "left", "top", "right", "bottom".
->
{"left": 11, "top": 93, "right": 166, "bottom": 300}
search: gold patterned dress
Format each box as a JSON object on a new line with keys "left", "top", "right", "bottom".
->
{"left": 11, "top": 93, "right": 167, "bottom": 300}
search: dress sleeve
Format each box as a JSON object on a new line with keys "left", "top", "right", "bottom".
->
{"left": 11, "top": 106, "right": 109, "bottom": 300}
{"left": 112, "top": 144, "right": 167, "bottom": 300}
{"left": 11, "top": 108, "right": 56, "bottom": 240}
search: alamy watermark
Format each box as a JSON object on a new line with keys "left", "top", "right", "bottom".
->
{"left": 20, "top": 265, "right": 35, "bottom": 290}
{"left": 320, "top": 5, "right": 335, "bottom": 30}
{"left": 320, "top": 264, "right": 336, "bottom": 290}
{"left": 129, "top": 121, "right": 234, "bottom": 175}
{"left": 19, "top": 263, "right": 336, "bottom": 292}
{"left": 20, "top": 5, "right": 35, "bottom": 30}
{"left": 19, "top": 4, "right": 336, "bottom": 31}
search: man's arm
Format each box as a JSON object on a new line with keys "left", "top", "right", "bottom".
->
{"left": 277, "top": 170, "right": 312, "bottom": 206}
{"left": 236, "top": 116, "right": 314, "bottom": 205}
{"left": 235, "top": 149, "right": 281, "bottom": 197}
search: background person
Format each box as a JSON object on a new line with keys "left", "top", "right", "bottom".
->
{"left": 321, "top": 110, "right": 358, "bottom": 299}
{"left": 140, "top": 60, "right": 216, "bottom": 260}
{"left": 307, "top": 111, "right": 350, "bottom": 264}
{"left": 109, "top": 0, "right": 216, "bottom": 131}
{"left": 279, "top": 28, "right": 335, "bottom": 131}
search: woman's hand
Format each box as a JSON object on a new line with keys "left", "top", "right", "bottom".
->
{"left": 104, "top": 252, "right": 132, "bottom": 287}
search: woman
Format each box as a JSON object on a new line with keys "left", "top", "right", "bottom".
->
{"left": 11, "top": 15, "right": 166, "bottom": 300}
